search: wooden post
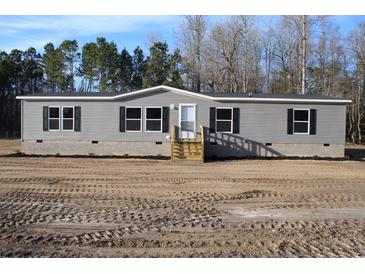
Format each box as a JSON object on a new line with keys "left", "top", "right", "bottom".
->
{"left": 200, "top": 125, "right": 204, "bottom": 161}
{"left": 171, "top": 125, "right": 176, "bottom": 160}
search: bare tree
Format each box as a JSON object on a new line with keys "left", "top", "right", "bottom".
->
{"left": 236, "top": 16, "right": 262, "bottom": 93}
{"left": 261, "top": 24, "right": 275, "bottom": 93}
{"left": 286, "top": 15, "right": 310, "bottom": 94}
{"left": 301, "top": 15, "right": 308, "bottom": 94}
{"left": 271, "top": 16, "right": 327, "bottom": 94}
{"left": 204, "top": 16, "right": 262, "bottom": 93}
{"left": 310, "top": 19, "right": 345, "bottom": 96}
{"left": 348, "top": 22, "right": 365, "bottom": 143}
{"left": 270, "top": 17, "right": 302, "bottom": 93}
{"left": 207, "top": 18, "right": 242, "bottom": 92}
{"left": 176, "top": 15, "right": 365, "bottom": 143}
{"left": 177, "top": 16, "right": 207, "bottom": 92}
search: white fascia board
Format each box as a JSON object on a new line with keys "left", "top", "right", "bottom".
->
{"left": 214, "top": 98, "right": 352, "bottom": 104}
{"left": 113, "top": 85, "right": 215, "bottom": 101}
{"left": 113, "top": 85, "right": 165, "bottom": 99}
{"left": 16, "top": 96, "right": 113, "bottom": 100}
{"left": 16, "top": 86, "right": 168, "bottom": 100}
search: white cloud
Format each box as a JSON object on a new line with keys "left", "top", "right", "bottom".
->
{"left": 0, "top": 15, "right": 183, "bottom": 52}
{"left": 0, "top": 15, "right": 181, "bottom": 37}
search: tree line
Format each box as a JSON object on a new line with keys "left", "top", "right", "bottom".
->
{"left": 0, "top": 15, "right": 364, "bottom": 143}
{"left": 0, "top": 38, "right": 183, "bottom": 136}
{"left": 179, "top": 16, "right": 365, "bottom": 143}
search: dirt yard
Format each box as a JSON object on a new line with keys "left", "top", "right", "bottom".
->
{"left": 0, "top": 140, "right": 365, "bottom": 257}
{"left": 0, "top": 139, "right": 21, "bottom": 155}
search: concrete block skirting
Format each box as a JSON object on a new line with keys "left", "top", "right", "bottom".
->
{"left": 22, "top": 140, "right": 171, "bottom": 156}
{"left": 22, "top": 140, "right": 344, "bottom": 158}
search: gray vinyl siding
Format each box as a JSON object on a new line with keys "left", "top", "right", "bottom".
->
{"left": 22, "top": 89, "right": 346, "bottom": 144}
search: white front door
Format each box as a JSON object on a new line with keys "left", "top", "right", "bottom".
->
{"left": 179, "top": 104, "right": 196, "bottom": 139}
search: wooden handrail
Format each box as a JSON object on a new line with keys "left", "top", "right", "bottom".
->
{"left": 200, "top": 125, "right": 204, "bottom": 161}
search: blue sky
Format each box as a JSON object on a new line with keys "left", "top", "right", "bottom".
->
{"left": 0, "top": 15, "right": 364, "bottom": 54}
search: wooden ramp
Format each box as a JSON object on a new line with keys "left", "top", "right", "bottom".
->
{"left": 171, "top": 126, "right": 204, "bottom": 162}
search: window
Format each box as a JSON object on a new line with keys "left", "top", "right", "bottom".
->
{"left": 145, "top": 107, "right": 162, "bottom": 132}
{"left": 62, "top": 107, "right": 74, "bottom": 131}
{"left": 49, "top": 107, "right": 60, "bottom": 130}
{"left": 216, "top": 108, "right": 233, "bottom": 133}
{"left": 293, "top": 109, "right": 310, "bottom": 134}
{"left": 125, "top": 107, "right": 142, "bottom": 132}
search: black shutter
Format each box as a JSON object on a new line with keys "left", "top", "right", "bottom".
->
{"left": 162, "top": 107, "right": 169, "bottom": 133}
{"left": 209, "top": 107, "right": 216, "bottom": 133}
{"left": 74, "top": 106, "right": 81, "bottom": 132}
{"left": 287, "top": 109, "right": 293, "bottom": 134}
{"left": 43, "top": 106, "right": 48, "bottom": 131}
{"left": 233, "top": 108, "right": 240, "bottom": 134}
{"left": 120, "top": 106, "right": 125, "bottom": 132}
{"left": 310, "top": 109, "right": 317, "bottom": 135}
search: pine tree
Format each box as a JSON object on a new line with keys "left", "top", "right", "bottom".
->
{"left": 168, "top": 48, "right": 184, "bottom": 88}
{"left": 131, "top": 46, "right": 146, "bottom": 90}
{"left": 7, "top": 49, "right": 24, "bottom": 95}
{"left": 107, "top": 41, "right": 119, "bottom": 93}
{"left": 23, "top": 47, "right": 43, "bottom": 94}
{"left": 119, "top": 48, "right": 133, "bottom": 91}
{"left": 96, "top": 37, "right": 119, "bottom": 93}
{"left": 42, "top": 43, "right": 65, "bottom": 92}
{"left": 96, "top": 37, "right": 110, "bottom": 92}
{"left": 79, "top": 42, "right": 98, "bottom": 92}
{"left": 143, "top": 42, "right": 170, "bottom": 87}
{"left": 59, "top": 40, "right": 80, "bottom": 92}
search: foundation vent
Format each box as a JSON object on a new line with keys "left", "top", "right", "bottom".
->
{"left": 91, "top": 140, "right": 98, "bottom": 144}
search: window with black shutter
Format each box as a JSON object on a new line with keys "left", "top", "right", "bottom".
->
{"left": 209, "top": 107, "right": 216, "bottom": 133}
{"left": 120, "top": 106, "right": 126, "bottom": 132}
{"left": 74, "top": 106, "right": 81, "bottom": 132}
{"left": 310, "top": 109, "right": 317, "bottom": 135}
{"left": 44, "top": 106, "right": 80, "bottom": 132}
{"left": 43, "top": 106, "right": 49, "bottom": 131}
{"left": 233, "top": 108, "right": 240, "bottom": 134}
{"left": 287, "top": 109, "right": 293, "bottom": 135}
{"left": 162, "top": 107, "right": 169, "bottom": 133}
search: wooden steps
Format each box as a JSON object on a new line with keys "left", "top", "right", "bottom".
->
{"left": 172, "top": 141, "right": 203, "bottom": 161}
{"left": 170, "top": 125, "right": 205, "bottom": 162}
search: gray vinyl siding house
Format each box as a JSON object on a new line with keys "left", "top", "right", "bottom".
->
{"left": 17, "top": 85, "right": 351, "bottom": 158}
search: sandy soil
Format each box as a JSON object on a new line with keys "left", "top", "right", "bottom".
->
{"left": 0, "top": 139, "right": 21, "bottom": 155}
{"left": 0, "top": 154, "right": 365, "bottom": 258}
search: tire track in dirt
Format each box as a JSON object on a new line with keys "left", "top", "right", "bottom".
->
{"left": 0, "top": 157, "right": 365, "bottom": 257}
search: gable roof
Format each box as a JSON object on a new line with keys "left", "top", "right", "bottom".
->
{"left": 16, "top": 85, "right": 351, "bottom": 104}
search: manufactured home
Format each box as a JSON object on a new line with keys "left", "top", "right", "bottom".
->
{"left": 16, "top": 85, "right": 351, "bottom": 160}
